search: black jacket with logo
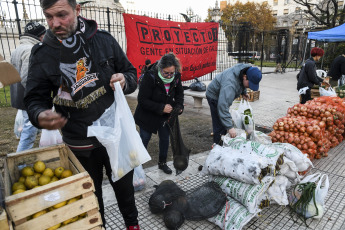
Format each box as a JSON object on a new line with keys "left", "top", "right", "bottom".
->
{"left": 134, "top": 63, "right": 184, "bottom": 134}
{"left": 24, "top": 17, "right": 137, "bottom": 141}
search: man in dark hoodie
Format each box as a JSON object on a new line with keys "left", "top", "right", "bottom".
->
{"left": 24, "top": 0, "right": 139, "bottom": 229}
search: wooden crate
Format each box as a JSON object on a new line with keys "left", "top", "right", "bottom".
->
{"left": 235, "top": 90, "right": 260, "bottom": 102}
{"left": 0, "top": 209, "right": 11, "bottom": 230}
{"left": 4, "top": 144, "right": 103, "bottom": 230}
{"left": 311, "top": 88, "right": 320, "bottom": 99}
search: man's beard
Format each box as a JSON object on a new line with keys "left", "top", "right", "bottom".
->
{"left": 52, "top": 16, "right": 78, "bottom": 40}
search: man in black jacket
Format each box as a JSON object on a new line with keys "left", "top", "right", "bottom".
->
{"left": 24, "top": 0, "right": 140, "bottom": 229}
{"left": 297, "top": 47, "right": 328, "bottom": 104}
{"left": 328, "top": 53, "right": 345, "bottom": 87}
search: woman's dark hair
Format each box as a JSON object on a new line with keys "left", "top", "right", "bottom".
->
{"left": 40, "top": 0, "right": 77, "bottom": 11}
{"left": 158, "top": 52, "right": 181, "bottom": 73}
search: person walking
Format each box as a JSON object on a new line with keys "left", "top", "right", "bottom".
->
{"left": 24, "top": 0, "right": 140, "bottom": 229}
{"left": 327, "top": 53, "right": 345, "bottom": 87}
{"left": 297, "top": 47, "right": 329, "bottom": 104}
{"left": 10, "top": 21, "right": 46, "bottom": 152}
{"left": 275, "top": 52, "right": 283, "bottom": 73}
{"left": 206, "top": 64, "right": 262, "bottom": 144}
{"left": 134, "top": 53, "right": 184, "bottom": 174}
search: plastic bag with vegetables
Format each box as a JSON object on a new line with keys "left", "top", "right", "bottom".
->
{"left": 289, "top": 173, "right": 329, "bottom": 221}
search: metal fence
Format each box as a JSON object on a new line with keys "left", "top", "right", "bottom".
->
{"left": 0, "top": 0, "right": 302, "bottom": 106}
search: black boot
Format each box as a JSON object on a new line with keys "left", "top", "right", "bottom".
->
{"left": 158, "top": 162, "right": 172, "bottom": 174}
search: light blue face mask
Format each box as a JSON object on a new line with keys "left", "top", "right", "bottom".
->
{"left": 158, "top": 68, "right": 175, "bottom": 84}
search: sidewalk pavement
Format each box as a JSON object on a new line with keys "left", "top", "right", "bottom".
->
{"left": 102, "top": 70, "right": 345, "bottom": 229}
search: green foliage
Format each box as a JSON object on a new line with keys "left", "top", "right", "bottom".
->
{"left": 0, "top": 86, "right": 11, "bottom": 107}
{"left": 322, "top": 43, "right": 345, "bottom": 70}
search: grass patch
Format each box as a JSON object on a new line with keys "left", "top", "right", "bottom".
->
{"left": 253, "top": 60, "right": 300, "bottom": 68}
{"left": 0, "top": 86, "right": 11, "bottom": 107}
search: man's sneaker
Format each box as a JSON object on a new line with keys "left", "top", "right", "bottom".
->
{"left": 127, "top": 225, "right": 140, "bottom": 230}
{"left": 158, "top": 162, "right": 172, "bottom": 174}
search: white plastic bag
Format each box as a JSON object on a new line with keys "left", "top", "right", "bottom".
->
{"left": 87, "top": 82, "right": 151, "bottom": 182}
{"left": 230, "top": 109, "right": 242, "bottom": 129}
{"left": 133, "top": 165, "right": 146, "bottom": 192}
{"left": 39, "top": 129, "right": 63, "bottom": 147}
{"left": 14, "top": 109, "right": 24, "bottom": 139}
{"left": 242, "top": 114, "right": 254, "bottom": 134}
{"left": 238, "top": 99, "right": 253, "bottom": 116}
{"left": 319, "top": 87, "right": 336, "bottom": 97}
{"left": 289, "top": 173, "right": 329, "bottom": 219}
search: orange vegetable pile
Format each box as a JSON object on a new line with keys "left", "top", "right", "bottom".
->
{"left": 269, "top": 96, "right": 345, "bottom": 160}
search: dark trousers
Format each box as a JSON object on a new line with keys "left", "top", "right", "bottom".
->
{"left": 300, "top": 89, "right": 311, "bottom": 104}
{"left": 75, "top": 146, "right": 138, "bottom": 228}
{"left": 207, "top": 96, "right": 227, "bottom": 144}
{"left": 139, "top": 125, "right": 170, "bottom": 163}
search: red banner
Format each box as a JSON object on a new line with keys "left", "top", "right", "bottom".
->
{"left": 123, "top": 13, "right": 219, "bottom": 81}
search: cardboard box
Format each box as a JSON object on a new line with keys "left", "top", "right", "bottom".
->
{"left": 4, "top": 145, "right": 103, "bottom": 230}
{"left": 0, "top": 55, "right": 21, "bottom": 88}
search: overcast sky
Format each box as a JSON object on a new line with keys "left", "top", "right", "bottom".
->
{"left": 121, "top": 0, "right": 215, "bottom": 21}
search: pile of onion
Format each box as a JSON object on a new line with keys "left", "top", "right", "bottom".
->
{"left": 269, "top": 96, "right": 345, "bottom": 160}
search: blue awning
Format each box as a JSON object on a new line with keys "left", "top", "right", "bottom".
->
{"left": 308, "top": 23, "right": 345, "bottom": 42}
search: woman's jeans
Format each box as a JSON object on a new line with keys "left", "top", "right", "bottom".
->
{"left": 17, "top": 110, "right": 39, "bottom": 152}
{"left": 139, "top": 125, "right": 170, "bottom": 163}
{"left": 207, "top": 96, "right": 227, "bottom": 144}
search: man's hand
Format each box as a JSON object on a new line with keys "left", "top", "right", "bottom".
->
{"left": 322, "top": 81, "right": 330, "bottom": 87}
{"left": 163, "top": 104, "right": 173, "bottom": 114}
{"left": 110, "top": 73, "right": 126, "bottom": 91}
{"left": 242, "top": 94, "right": 249, "bottom": 101}
{"left": 228, "top": 128, "right": 237, "bottom": 138}
{"left": 38, "top": 110, "right": 67, "bottom": 130}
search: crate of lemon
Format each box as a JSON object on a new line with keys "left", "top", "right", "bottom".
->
{"left": 3, "top": 144, "right": 103, "bottom": 230}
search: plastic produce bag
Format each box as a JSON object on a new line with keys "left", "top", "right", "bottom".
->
{"left": 238, "top": 99, "right": 253, "bottom": 116}
{"left": 210, "top": 175, "right": 273, "bottom": 213}
{"left": 14, "top": 109, "right": 24, "bottom": 139}
{"left": 39, "top": 129, "right": 63, "bottom": 147}
{"left": 133, "top": 165, "right": 146, "bottom": 192}
{"left": 208, "top": 196, "right": 259, "bottom": 230}
{"left": 87, "top": 82, "right": 151, "bottom": 182}
{"left": 230, "top": 108, "right": 242, "bottom": 129}
{"left": 242, "top": 114, "right": 254, "bottom": 134}
{"left": 189, "top": 78, "right": 206, "bottom": 91}
{"left": 201, "top": 145, "right": 275, "bottom": 184}
{"left": 319, "top": 87, "right": 336, "bottom": 96}
{"left": 289, "top": 173, "right": 329, "bottom": 219}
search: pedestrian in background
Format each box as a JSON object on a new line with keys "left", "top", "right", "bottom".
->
{"left": 24, "top": 0, "right": 139, "bottom": 229}
{"left": 206, "top": 64, "right": 262, "bottom": 144}
{"left": 134, "top": 52, "right": 184, "bottom": 175}
{"left": 275, "top": 52, "right": 283, "bottom": 73}
{"left": 141, "top": 59, "right": 151, "bottom": 74}
{"left": 297, "top": 47, "right": 329, "bottom": 104}
{"left": 327, "top": 53, "right": 345, "bottom": 87}
{"left": 10, "top": 21, "right": 46, "bottom": 152}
